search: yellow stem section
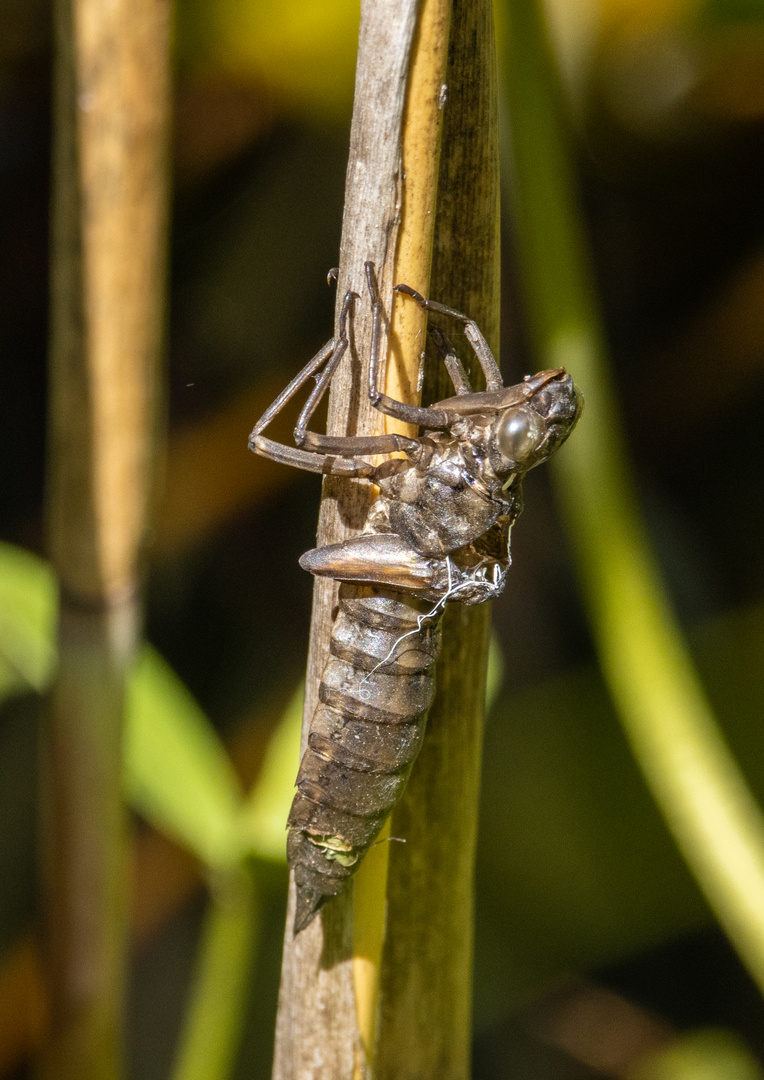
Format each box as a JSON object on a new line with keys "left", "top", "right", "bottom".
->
{"left": 351, "top": 0, "right": 452, "bottom": 1066}
{"left": 352, "top": 818, "right": 391, "bottom": 1063}
{"left": 385, "top": 0, "right": 452, "bottom": 441}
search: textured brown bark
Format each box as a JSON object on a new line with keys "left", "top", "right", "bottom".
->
{"left": 271, "top": 4, "right": 420, "bottom": 1078}
{"left": 375, "top": 0, "right": 500, "bottom": 1076}
{"left": 42, "top": 0, "right": 170, "bottom": 1076}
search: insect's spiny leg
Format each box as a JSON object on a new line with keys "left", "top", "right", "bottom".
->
{"left": 248, "top": 275, "right": 350, "bottom": 456}
{"left": 365, "top": 260, "right": 384, "bottom": 405}
{"left": 248, "top": 337, "right": 336, "bottom": 446}
{"left": 363, "top": 261, "right": 455, "bottom": 430}
{"left": 429, "top": 324, "right": 472, "bottom": 395}
{"left": 395, "top": 283, "right": 503, "bottom": 391}
{"left": 294, "top": 289, "right": 358, "bottom": 446}
{"left": 297, "top": 430, "right": 421, "bottom": 458}
{"left": 251, "top": 437, "right": 377, "bottom": 476}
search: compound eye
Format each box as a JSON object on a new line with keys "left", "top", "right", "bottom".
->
{"left": 495, "top": 407, "right": 544, "bottom": 464}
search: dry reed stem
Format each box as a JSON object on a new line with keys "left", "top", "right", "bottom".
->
{"left": 272, "top": 2, "right": 498, "bottom": 1076}
{"left": 352, "top": 0, "right": 452, "bottom": 1067}
{"left": 374, "top": 3, "right": 500, "bottom": 1075}
{"left": 271, "top": 4, "right": 419, "bottom": 1077}
{"left": 43, "top": 0, "right": 170, "bottom": 1075}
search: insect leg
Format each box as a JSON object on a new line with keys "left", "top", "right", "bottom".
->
{"left": 394, "top": 283, "right": 503, "bottom": 391}
{"left": 250, "top": 287, "right": 359, "bottom": 453}
{"left": 298, "top": 430, "right": 422, "bottom": 457}
{"left": 289, "top": 287, "right": 421, "bottom": 458}
{"left": 292, "top": 289, "right": 355, "bottom": 445}
{"left": 364, "top": 262, "right": 457, "bottom": 429}
{"left": 251, "top": 436, "right": 377, "bottom": 477}
{"left": 248, "top": 336, "right": 336, "bottom": 443}
{"left": 250, "top": 291, "right": 387, "bottom": 475}
{"left": 428, "top": 324, "right": 472, "bottom": 395}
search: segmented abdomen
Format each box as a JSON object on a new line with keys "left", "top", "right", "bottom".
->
{"left": 287, "top": 582, "right": 442, "bottom": 932}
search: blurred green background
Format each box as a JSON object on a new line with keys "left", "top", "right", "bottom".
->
{"left": 1, "top": 0, "right": 764, "bottom": 1076}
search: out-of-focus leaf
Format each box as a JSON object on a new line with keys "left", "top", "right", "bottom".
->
{"left": 475, "top": 601, "right": 764, "bottom": 1017}
{"left": 503, "top": 0, "right": 764, "bottom": 1005}
{"left": 631, "top": 1028, "right": 764, "bottom": 1080}
{"left": 125, "top": 647, "right": 245, "bottom": 870}
{"left": 701, "top": 0, "right": 764, "bottom": 26}
{"left": 0, "top": 657, "right": 22, "bottom": 702}
{"left": 171, "top": 866, "right": 259, "bottom": 1080}
{"left": 240, "top": 685, "right": 302, "bottom": 863}
{"left": 486, "top": 634, "right": 505, "bottom": 715}
{"left": 0, "top": 542, "right": 56, "bottom": 700}
{"left": 176, "top": 0, "right": 359, "bottom": 119}
{"left": 0, "top": 541, "right": 254, "bottom": 871}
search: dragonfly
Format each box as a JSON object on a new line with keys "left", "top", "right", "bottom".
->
{"left": 250, "top": 262, "right": 582, "bottom": 932}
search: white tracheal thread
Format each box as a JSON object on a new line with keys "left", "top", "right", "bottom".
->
{"left": 356, "top": 557, "right": 507, "bottom": 703}
{"left": 370, "top": 835, "right": 407, "bottom": 849}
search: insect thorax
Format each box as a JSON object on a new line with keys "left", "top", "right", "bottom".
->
{"left": 374, "top": 439, "right": 518, "bottom": 560}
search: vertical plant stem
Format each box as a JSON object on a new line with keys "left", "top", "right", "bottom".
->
{"left": 375, "top": 3, "right": 500, "bottom": 1076}
{"left": 352, "top": 0, "right": 451, "bottom": 1068}
{"left": 273, "top": 4, "right": 499, "bottom": 1075}
{"left": 43, "top": 0, "right": 170, "bottom": 1076}
{"left": 502, "top": 0, "right": 764, "bottom": 995}
{"left": 271, "top": 5, "right": 420, "bottom": 1078}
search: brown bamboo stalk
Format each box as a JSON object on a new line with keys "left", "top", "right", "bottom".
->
{"left": 352, "top": 0, "right": 452, "bottom": 1067}
{"left": 270, "top": 5, "right": 420, "bottom": 1077}
{"left": 42, "top": 0, "right": 170, "bottom": 1076}
{"left": 272, "top": 2, "right": 499, "bottom": 1071}
{"left": 375, "top": 1, "right": 500, "bottom": 1075}
{"left": 272, "top": 2, "right": 498, "bottom": 1076}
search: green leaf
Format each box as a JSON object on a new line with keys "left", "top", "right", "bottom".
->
{"left": 0, "top": 541, "right": 57, "bottom": 699}
{"left": 240, "top": 685, "right": 303, "bottom": 863}
{"left": 0, "top": 541, "right": 248, "bottom": 870}
{"left": 171, "top": 866, "right": 260, "bottom": 1080}
{"left": 631, "top": 1029, "right": 764, "bottom": 1080}
{"left": 125, "top": 647, "right": 245, "bottom": 869}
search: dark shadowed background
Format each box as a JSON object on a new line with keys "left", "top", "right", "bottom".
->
{"left": 1, "top": 0, "right": 764, "bottom": 1076}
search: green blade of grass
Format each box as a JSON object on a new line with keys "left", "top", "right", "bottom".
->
{"left": 500, "top": 0, "right": 764, "bottom": 994}
{"left": 124, "top": 647, "right": 245, "bottom": 870}
{"left": 0, "top": 541, "right": 57, "bottom": 699}
{"left": 170, "top": 865, "right": 259, "bottom": 1080}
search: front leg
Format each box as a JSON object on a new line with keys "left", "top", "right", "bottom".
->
{"left": 428, "top": 325, "right": 473, "bottom": 396}
{"left": 251, "top": 435, "right": 377, "bottom": 477}
{"left": 394, "top": 283, "right": 504, "bottom": 391}
{"left": 364, "top": 262, "right": 458, "bottom": 430}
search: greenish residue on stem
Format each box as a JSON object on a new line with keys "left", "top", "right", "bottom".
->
{"left": 501, "top": 0, "right": 764, "bottom": 995}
